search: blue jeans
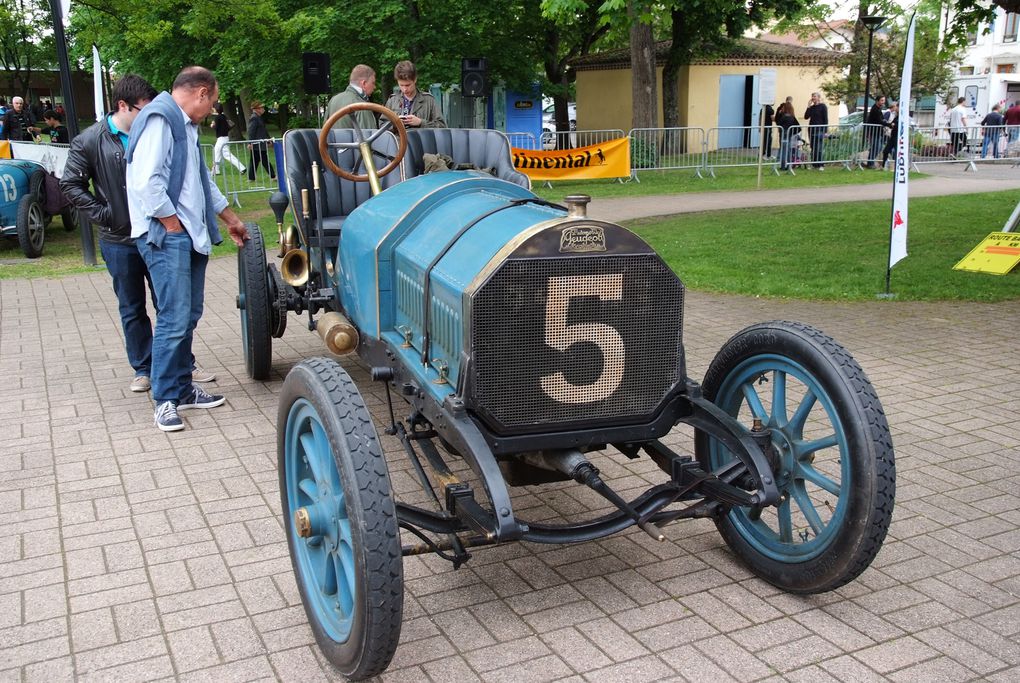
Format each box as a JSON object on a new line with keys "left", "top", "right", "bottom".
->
{"left": 981, "top": 133, "right": 1000, "bottom": 158}
{"left": 100, "top": 239, "right": 155, "bottom": 377}
{"left": 137, "top": 232, "right": 208, "bottom": 403}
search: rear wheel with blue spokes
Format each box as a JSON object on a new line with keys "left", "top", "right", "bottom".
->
{"left": 278, "top": 358, "right": 402, "bottom": 679}
{"left": 695, "top": 321, "right": 895, "bottom": 593}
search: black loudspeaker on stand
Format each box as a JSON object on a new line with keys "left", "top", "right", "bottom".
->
{"left": 302, "top": 52, "right": 331, "bottom": 95}
{"left": 461, "top": 58, "right": 488, "bottom": 97}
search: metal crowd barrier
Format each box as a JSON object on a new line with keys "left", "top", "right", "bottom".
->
{"left": 507, "top": 131, "right": 539, "bottom": 150}
{"left": 540, "top": 128, "right": 625, "bottom": 151}
{"left": 629, "top": 128, "right": 706, "bottom": 178}
{"left": 203, "top": 137, "right": 280, "bottom": 206}
{"left": 909, "top": 125, "right": 1020, "bottom": 170}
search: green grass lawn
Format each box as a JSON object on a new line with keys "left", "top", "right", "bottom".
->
{"left": 0, "top": 208, "right": 278, "bottom": 280}
{"left": 4, "top": 181, "right": 1017, "bottom": 303}
{"left": 531, "top": 165, "right": 925, "bottom": 201}
{"left": 628, "top": 190, "right": 1020, "bottom": 302}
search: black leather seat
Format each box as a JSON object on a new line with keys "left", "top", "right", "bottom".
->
{"left": 282, "top": 128, "right": 403, "bottom": 236}
{"left": 402, "top": 128, "right": 530, "bottom": 189}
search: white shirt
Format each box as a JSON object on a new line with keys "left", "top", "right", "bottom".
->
{"left": 948, "top": 105, "right": 969, "bottom": 133}
{"left": 127, "top": 102, "right": 228, "bottom": 255}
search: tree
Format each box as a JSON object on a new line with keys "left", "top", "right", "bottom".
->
{"left": 0, "top": 0, "right": 55, "bottom": 98}
{"left": 661, "top": 2, "right": 811, "bottom": 129}
{"left": 537, "top": 1, "right": 609, "bottom": 141}
{"left": 819, "top": 3, "right": 960, "bottom": 111}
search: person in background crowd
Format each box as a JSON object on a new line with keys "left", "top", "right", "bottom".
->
{"left": 40, "top": 109, "right": 70, "bottom": 144}
{"left": 211, "top": 102, "right": 246, "bottom": 175}
{"left": 126, "top": 66, "right": 249, "bottom": 432}
{"left": 326, "top": 65, "right": 378, "bottom": 129}
{"left": 865, "top": 95, "right": 887, "bottom": 168}
{"left": 246, "top": 100, "right": 276, "bottom": 181}
{"left": 761, "top": 103, "right": 774, "bottom": 160}
{"left": 1, "top": 96, "right": 39, "bottom": 141}
{"left": 384, "top": 60, "right": 446, "bottom": 128}
{"left": 30, "top": 99, "right": 45, "bottom": 123}
{"left": 880, "top": 102, "right": 900, "bottom": 169}
{"left": 980, "top": 103, "right": 1005, "bottom": 159}
{"left": 1004, "top": 100, "right": 1020, "bottom": 143}
{"left": 803, "top": 91, "right": 828, "bottom": 170}
{"left": 62, "top": 74, "right": 218, "bottom": 396}
{"left": 775, "top": 102, "right": 800, "bottom": 171}
{"left": 947, "top": 96, "right": 969, "bottom": 155}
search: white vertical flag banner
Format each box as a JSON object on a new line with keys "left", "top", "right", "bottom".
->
{"left": 92, "top": 45, "right": 104, "bottom": 121}
{"left": 889, "top": 13, "right": 916, "bottom": 269}
{"left": 60, "top": 0, "right": 71, "bottom": 24}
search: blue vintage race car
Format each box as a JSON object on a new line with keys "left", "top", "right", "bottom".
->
{"left": 0, "top": 158, "right": 76, "bottom": 258}
{"left": 237, "top": 103, "right": 896, "bottom": 679}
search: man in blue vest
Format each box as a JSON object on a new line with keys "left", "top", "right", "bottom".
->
{"left": 126, "top": 66, "right": 249, "bottom": 432}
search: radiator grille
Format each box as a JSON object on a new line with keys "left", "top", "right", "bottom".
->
{"left": 470, "top": 254, "right": 684, "bottom": 434}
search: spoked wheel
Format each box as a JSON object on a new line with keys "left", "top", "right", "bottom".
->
{"left": 694, "top": 321, "right": 895, "bottom": 593}
{"left": 17, "top": 195, "right": 45, "bottom": 258}
{"left": 237, "top": 223, "right": 272, "bottom": 379}
{"left": 278, "top": 358, "right": 403, "bottom": 679}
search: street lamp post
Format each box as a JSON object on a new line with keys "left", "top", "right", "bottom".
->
{"left": 861, "top": 15, "right": 887, "bottom": 115}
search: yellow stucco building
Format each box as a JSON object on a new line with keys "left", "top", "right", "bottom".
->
{"left": 571, "top": 38, "right": 842, "bottom": 139}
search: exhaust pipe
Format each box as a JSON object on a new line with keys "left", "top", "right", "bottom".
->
{"left": 317, "top": 312, "right": 359, "bottom": 355}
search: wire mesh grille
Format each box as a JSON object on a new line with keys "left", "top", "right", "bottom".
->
{"left": 470, "top": 254, "right": 684, "bottom": 433}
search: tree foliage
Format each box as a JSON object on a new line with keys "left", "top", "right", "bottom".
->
{"left": 661, "top": 1, "right": 813, "bottom": 128}
{"left": 0, "top": 0, "right": 56, "bottom": 97}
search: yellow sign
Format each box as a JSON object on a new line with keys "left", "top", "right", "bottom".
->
{"left": 0, "top": 141, "right": 10, "bottom": 159}
{"left": 953, "top": 232, "right": 1020, "bottom": 275}
{"left": 512, "top": 137, "right": 630, "bottom": 181}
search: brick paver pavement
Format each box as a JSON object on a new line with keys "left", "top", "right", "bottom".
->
{"left": 2, "top": 223, "right": 1020, "bottom": 681}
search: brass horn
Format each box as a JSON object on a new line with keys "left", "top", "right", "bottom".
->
{"left": 281, "top": 248, "right": 310, "bottom": 287}
{"left": 281, "top": 225, "right": 300, "bottom": 254}
{"left": 281, "top": 187, "right": 313, "bottom": 286}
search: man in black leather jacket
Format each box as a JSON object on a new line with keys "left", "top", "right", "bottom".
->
{"left": 61, "top": 75, "right": 216, "bottom": 393}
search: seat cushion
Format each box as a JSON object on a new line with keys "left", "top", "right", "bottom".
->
{"left": 283, "top": 128, "right": 403, "bottom": 234}
{"left": 403, "top": 129, "right": 530, "bottom": 188}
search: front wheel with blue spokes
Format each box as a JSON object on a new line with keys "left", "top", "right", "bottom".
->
{"left": 694, "top": 321, "right": 895, "bottom": 594}
{"left": 278, "top": 358, "right": 402, "bottom": 679}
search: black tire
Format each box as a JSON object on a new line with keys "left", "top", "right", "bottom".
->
{"left": 61, "top": 204, "right": 78, "bottom": 232}
{"left": 16, "top": 195, "right": 45, "bottom": 258}
{"left": 694, "top": 321, "right": 895, "bottom": 593}
{"left": 237, "top": 223, "right": 272, "bottom": 379}
{"left": 28, "top": 169, "right": 45, "bottom": 201}
{"left": 278, "top": 358, "right": 403, "bottom": 679}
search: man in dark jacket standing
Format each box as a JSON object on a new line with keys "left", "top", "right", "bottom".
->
{"left": 804, "top": 92, "right": 828, "bottom": 170}
{"left": 1, "top": 96, "right": 38, "bottom": 141}
{"left": 246, "top": 100, "right": 276, "bottom": 181}
{"left": 61, "top": 74, "right": 216, "bottom": 394}
{"left": 865, "top": 95, "right": 887, "bottom": 168}
{"left": 61, "top": 76, "right": 159, "bottom": 393}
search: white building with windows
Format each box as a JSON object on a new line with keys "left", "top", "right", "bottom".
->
{"left": 941, "top": 7, "right": 1020, "bottom": 123}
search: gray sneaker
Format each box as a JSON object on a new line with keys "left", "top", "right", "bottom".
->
{"left": 130, "top": 375, "right": 151, "bottom": 393}
{"left": 179, "top": 383, "right": 226, "bottom": 411}
{"left": 154, "top": 401, "right": 184, "bottom": 432}
{"left": 192, "top": 365, "right": 216, "bottom": 383}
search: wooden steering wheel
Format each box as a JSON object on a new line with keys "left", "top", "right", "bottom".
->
{"left": 317, "top": 101, "right": 408, "bottom": 182}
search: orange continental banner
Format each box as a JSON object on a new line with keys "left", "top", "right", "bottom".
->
{"left": 512, "top": 137, "right": 630, "bottom": 180}
{"left": 0, "top": 141, "right": 10, "bottom": 159}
